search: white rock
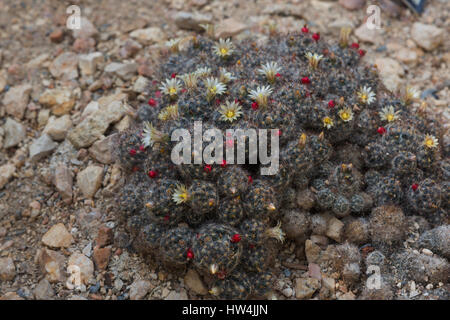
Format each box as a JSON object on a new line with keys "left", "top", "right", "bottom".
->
{"left": 81, "top": 101, "right": 99, "bottom": 119}
{"left": 165, "top": 289, "right": 188, "bottom": 300}
{"left": 130, "top": 27, "right": 165, "bottom": 45}
{"left": 42, "top": 223, "right": 73, "bottom": 248}
{"left": 76, "top": 165, "right": 104, "bottom": 198}
{"left": 43, "top": 115, "right": 73, "bottom": 141}
{"left": 2, "top": 83, "right": 32, "bottom": 119}
{"left": 68, "top": 99, "right": 127, "bottom": 148}
{"left": 29, "top": 134, "right": 58, "bottom": 162}
{"left": 394, "top": 48, "right": 418, "bottom": 64}
{"left": 49, "top": 52, "right": 79, "bottom": 80}
{"left": 133, "top": 76, "right": 150, "bottom": 93}
{"left": 82, "top": 242, "right": 92, "bottom": 257}
{"left": 68, "top": 252, "right": 94, "bottom": 285}
{"left": 73, "top": 17, "right": 98, "bottom": 39}
{"left": 38, "top": 109, "right": 51, "bottom": 128}
{"left": 411, "top": 23, "right": 444, "bottom": 51}
{"left": 295, "top": 278, "right": 321, "bottom": 299}
{"left": 354, "top": 23, "right": 383, "bottom": 44}
{"left": 282, "top": 287, "right": 293, "bottom": 297}
{"left": 326, "top": 217, "right": 344, "bottom": 242}
{"left": 3, "top": 118, "right": 26, "bottom": 148}
{"left": 375, "top": 57, "right": 404, "bottom": 92}
{"left": 79, "top": 52, "right": 104, "bottom": 76}
{"left": 129, "top": 280, "right": 152, "bottom": 300}
{"left": 104, "top": 62, "right": 138, "bottom": 80}
{"left": 114, "top": 278, "right": 124, "bottom": 291}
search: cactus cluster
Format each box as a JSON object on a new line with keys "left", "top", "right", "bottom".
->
{"left": 114, "top": 29, "right": 448, "bottom": 299}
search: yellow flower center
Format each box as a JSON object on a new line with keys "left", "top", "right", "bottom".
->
{"left": 323, "top": 117, "right": 333, "bottom": 126}
{"left": 360, "top": 94, "right": 367, "bottom": 101}
{"left": 169, "top": 87, "right": 177, "bottom": 95}
{"left": 180, "top": 192, "right": 188, "bottom": 201}
{"left": 341, "top": 112, "right": 350, "bottom": 120}
{"left": 220, "top": 48, "right": 228, "bottom": 55}
{"left": 387, "top": 114, "right": 395, "bottom": 122}
{"left": 226, "top": 110, "right": 235, "bottom": 118}
{"left": 425, "top": 138, "right": 434, "bottom": 148}
{"left": 210, "top": 87, "right": 217, "bottom": 94}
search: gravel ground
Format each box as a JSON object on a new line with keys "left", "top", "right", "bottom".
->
{"left": 0, "top": 0, "right": 448, "bottom": 300}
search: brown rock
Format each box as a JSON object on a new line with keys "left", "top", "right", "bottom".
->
{"left": 49, "top": 29, "right": 64, "bottom": 43}
{"left": 0, "top": 292, "right": 24, "bottom": 300}
{"left": 184, "top": 269, "right": 208, "bottom": 295}
{"left": 0, "top": 257, "right": 16, "bottom": 281}
{"left": 92, "top": 247, "right": 111, "bottom": 270}
{"left": 174, "top": 11, "right": 212, "bottom": 32}
{"left": 119, "top": 40, "right": 142, "bottom": 59}
{"left": 305, "top": 239, "right": 322, "bottom": 263}
{"left": 137, "top": 64, "right": 153, "bottom": 78}
{"left": 38, "top": 88, "right": 76, "bottom": 116}
{"left": 0, "top": 164, "right": 16, "bottom": 190}
{"left": 42, "top": 223, "right": 73, "bottom": 248}
{"left": 96, "top": 226, "right": 113, "bottom": 247}
{"left": 33, "top": 279, "right": 55, "bottom": 299}
{"left": 89, "top": 134, "right": 117, "bottom": 164}
{"left": 308, "top": 263, "right": 322, "bottom": 280}
{"left": 72, "top": 37, "right": 96, "bottom": 53}
{"left": 37, "top": 248, "right": 66, "bottom": 283}
{"left": 338, "top": 0, "right": 366, "bottom": 10}
{"left": 326, "top": 217, "right": 344, "bottom": 242}
{"left": 215, "top": 18, "right": 247, "bottom": 39}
